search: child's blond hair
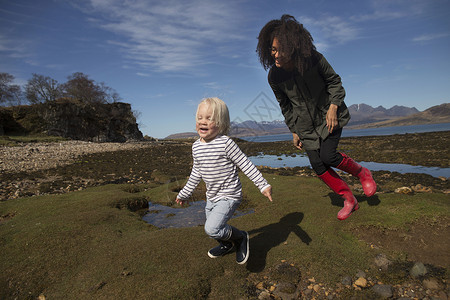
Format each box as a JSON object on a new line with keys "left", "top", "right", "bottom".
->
{"left": 197, "top": 97, "right": 230, "bottom": 135}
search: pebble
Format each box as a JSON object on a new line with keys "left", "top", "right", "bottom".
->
{"left": 0, "top": 140, "right": 155, "bottom": 174}
{"left": 252, "top": 261, "right": 448, "bottom": 300}
{"left": 410, "top": 262, "right": 427, "bottom": 278}
{"left": 412, "top": 184, "right": 432, "bottom": 193}
{"left": 341, "top": 276, "right": 352, "bottom": 286}
{"left": 372, "top": 284, "right": 394, "bottom": 298}
{"left": 374, "top": 253, "right": 392, "bottom": 271}
{"left": 423, "top": 278, "right": 440, "bottom": 290}
{"left": 395, "top": 186, "right": 413, "bottom": 194}
{"left": 354, "top": 277, "right": 367, "bottom": 288}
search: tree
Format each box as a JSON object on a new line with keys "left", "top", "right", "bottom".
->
{"left": 62, "top": 72, "right": 120, "bottom": 104}
{"left": 0, "top": 72, "right": 22, "bottom": 106}
{"left": 25, "top": 73, "right": 62, "bottom": 104}
{"left": 99, "top": 82, "right": 122, "bottom": 103}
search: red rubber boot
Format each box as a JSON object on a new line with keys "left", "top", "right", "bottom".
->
{"left": 337, "top": 153, "right": 377, "bottom": 197}
{"left": 318, "top": 169, "right": 359, "bottom": 220}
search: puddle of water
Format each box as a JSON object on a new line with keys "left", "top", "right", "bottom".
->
{"left": 142, "top": 201, "right": 253, "bottom": 228}
{"left": 249, "top": 154, "right": 450, "bottom": 178}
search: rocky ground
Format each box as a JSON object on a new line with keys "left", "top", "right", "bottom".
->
{"left": 1, "top": 131, "right": 449, "bottom": 299}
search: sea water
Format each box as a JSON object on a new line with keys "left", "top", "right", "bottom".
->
{"left": 249, "top": 154, "right": 450, "bottom": 178}
{"left": 241, "top": 123, "right": 450, "bottom": 142}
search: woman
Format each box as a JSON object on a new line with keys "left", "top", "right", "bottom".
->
{"left": 257, "top": 15, "right": 376, "bottom": 220}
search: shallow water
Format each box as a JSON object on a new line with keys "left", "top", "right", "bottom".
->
{"left": 249, "top": 154, "right": 450, "bottom": 178}
{"left": 142, "top": 200, "right": 253, "bottom": 228}
{"left": 241, "top": 123, "right": 450, "bottom": 142}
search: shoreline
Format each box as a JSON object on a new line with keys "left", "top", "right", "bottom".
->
{"left": 1, "top": 130, "right": 449, "bottom": 174}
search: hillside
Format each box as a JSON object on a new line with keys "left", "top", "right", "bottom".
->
{"left": 0, "top": 100, "right": 143, "bottom": 142}
{"left": 350, "top": 103, "right": 450, "bottom": 129}
{"left": 347, "top": 104, "right": 419, "bottom": 126}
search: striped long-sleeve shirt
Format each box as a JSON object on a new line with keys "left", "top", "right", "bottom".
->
{"left": 177, "top": 135, "right": 270, "bottom": 202}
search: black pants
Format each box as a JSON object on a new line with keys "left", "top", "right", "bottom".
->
{"left": 305, "top": 128, "right": 344, "bottom": 176}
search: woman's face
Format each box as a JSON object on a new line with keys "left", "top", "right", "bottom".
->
{"left": 271, "top": 37, "right": 293, "bottom": 70}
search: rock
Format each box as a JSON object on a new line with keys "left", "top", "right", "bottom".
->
{"left": 258, "top": 290, "right": 271, "bottom": 300}
{"left": 273, "top": 282, "right": 297, "bottom": 299}
{"left": 412, "top": 184, "right": 432, "bottom": 193}
{"left": 356, "top": 270, "right": 366, "bottom": 278}
{"left": 422, "top": 278, "right": 440, "bottom": 290}
{"left": 276, "top": 282, "right": 297, "bottom": 294}
{"left": 437, "top": 291, "right": 448, "bottom": 299}
{"left": 395, "top": 186, "right": 413, "bottom": 194}
{"left": 269, "top": 262, "right": 301, "bottom": 284}
{"left": 256, "top": 282, "right": 264, "bottom": 290}
{"left": 354, "top": 277, "right": 367, "bottom": 288}
{"left": 341, "top": 276, "right": 352, "bottom": 286}
{"left": 1, "top": 101, "right": 143, "bottom": 142}
{"left": 372, "top": 284, "right": 393, "bottom": 298}
{"left": 410, "top": 262, "right": 427, "bottom": 278}
{"left": 374, "top": 253, "right": 392, "bottom": 271}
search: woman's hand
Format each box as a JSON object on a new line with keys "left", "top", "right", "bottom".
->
{"left": 326, "top": 104, "right": 338, "bottom": 133}
{"left": 293, "top": 133, "right": 303, "bottom": 150}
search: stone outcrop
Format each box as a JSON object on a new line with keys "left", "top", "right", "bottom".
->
{"left": 0, "top": 100, "right": 143, "bottom": 142}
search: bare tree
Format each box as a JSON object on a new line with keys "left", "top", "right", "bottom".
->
{"left": 99, "top": 82, "right": 122, "bottom": 103}
{"left": 0, "top": 72, "right": 22, "bottom": 106}
{"left": 62, "top": 72, "right": 111, "bottom": 103}
{"left": 25, "top": 73, "right": 62, "bottom": 104}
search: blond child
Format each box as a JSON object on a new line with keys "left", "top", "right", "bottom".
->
{"left": 176, "top": 97, "right": 272, "bottom": 264}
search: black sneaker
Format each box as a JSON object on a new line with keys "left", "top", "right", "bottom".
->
{"left": 235, "top": 231, "right": 249, "bottom": 264}
{"left": 208, "top": 241, "right": 234, "bottom": 258}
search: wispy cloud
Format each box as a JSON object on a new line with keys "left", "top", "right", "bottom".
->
{"left": 301, "top": 0, "right": 436, "bottom": 51}
{"left": 299, "top": 15, "right": 360, "bottom": 51}
{"left": 352, "top": 0, "right": 426, "bottom": 22}
{"left": 0, "top": 33, "right": 33, "bottom": 60}
{"left": 412, "top": 33, "right": 450, "bottom": 43}
{"left": 75, "top": 0, "right": 245, "bottom": 73}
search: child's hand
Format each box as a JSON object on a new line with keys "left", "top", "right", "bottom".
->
{"left": 262, "top": 186, "right": 273, "bottom": 202}
{"left": 176, "top": 197, "right": 189, "bottom": 206}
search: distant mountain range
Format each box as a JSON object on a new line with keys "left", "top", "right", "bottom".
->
{"left": 346, "top": 104, "right": 419, "bottom": 126}
{"left": 165, "top": 103, "right": 450, "bottom": 139}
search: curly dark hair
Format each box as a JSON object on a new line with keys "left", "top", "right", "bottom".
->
{"left": 256, "top": 14, "right": 316, "bottom": 74}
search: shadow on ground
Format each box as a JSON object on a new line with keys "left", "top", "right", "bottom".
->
{"left": 246, "top": 212, "right": 312, "bottom": 273}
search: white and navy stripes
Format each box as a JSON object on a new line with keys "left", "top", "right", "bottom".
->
{"left": 177, "top": 135, "right": 270, "bottom": 202}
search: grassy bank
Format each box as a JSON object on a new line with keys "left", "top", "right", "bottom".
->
{"left": 1, "top": 172, "right": 448, "bottom": 299}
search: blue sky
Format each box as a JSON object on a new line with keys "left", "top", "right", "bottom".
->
{"left": 1, "top": 0, "right": 449, "bottom": 138}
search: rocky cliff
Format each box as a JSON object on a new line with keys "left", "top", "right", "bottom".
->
{"left": 0, "top": 99, "right": 143, "bottom": 142}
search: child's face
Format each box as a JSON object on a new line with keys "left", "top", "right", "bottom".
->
{"left": 196, "top": 102, "right": 220, "bottom": 143}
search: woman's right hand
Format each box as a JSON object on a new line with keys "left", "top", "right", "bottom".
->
{"left": 293, "top": 133, "right": 303, "bottom": 150}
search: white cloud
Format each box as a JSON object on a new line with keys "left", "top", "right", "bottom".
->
{"left": 300, "top": 15, "right": 360, "bottom": 50}
{"left": 352, "top": 0, "right": 426, "bottom": 22}
{"left": 0, "top": 33, "right": 34, "bottom": 62}
{"left": 77, "top": 0, "right": 245, "bottom": 73}
{"left": 412, "top": 33, "right": 450, "bottom": 43}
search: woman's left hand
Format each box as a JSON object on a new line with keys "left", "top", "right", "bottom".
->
{"left": 326, "top": 104, "right": 338, "bottom": 133}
